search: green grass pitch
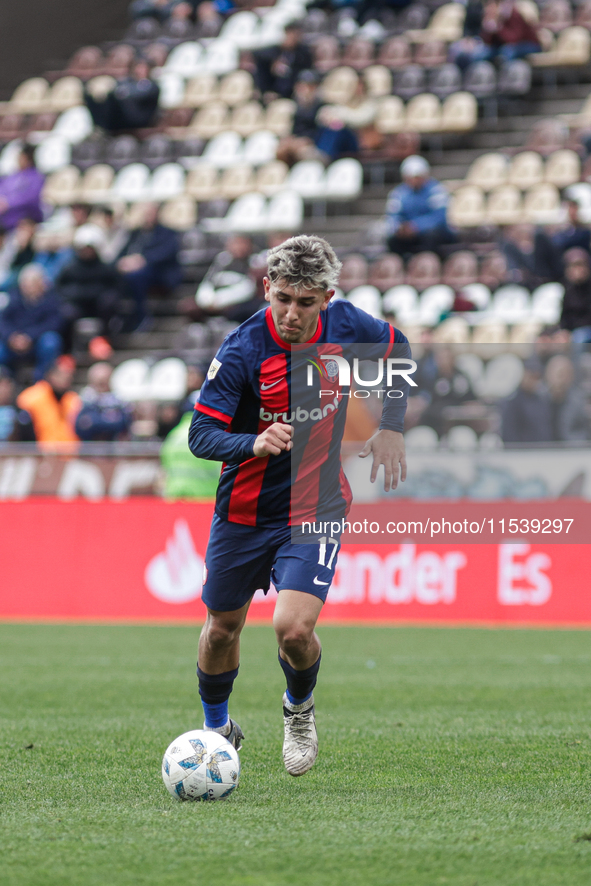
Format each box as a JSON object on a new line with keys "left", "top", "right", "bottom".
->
{"left": 2, "top": 623, "right": 591, "bottom": 886}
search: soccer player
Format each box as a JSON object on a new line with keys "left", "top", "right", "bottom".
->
{"left": 189, "top": 235, "right": 409, "bottom": 775}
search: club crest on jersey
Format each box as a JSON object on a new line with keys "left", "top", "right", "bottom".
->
{"left": 207, "top": 358, "right": 222, "bottom": 380}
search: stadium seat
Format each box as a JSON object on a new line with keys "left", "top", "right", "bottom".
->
{"left": 103, "top": 44, "right": 135, "bottom": 79}
{"left": 497, "top": 59, "right": 531, "bottom": 96}
{"left": 491, "top": 285, "right": 531, "bottom": 322}
{"left": 565, "top": 182, "right": 591, "bottom": 222}
{"left": 199, "top": 130, "right": 242, "bottom": 168}
{"left": 440, "top": 92, "right": 477, "bottom": 131}
{"left": 287, "top": 160, "right": 326, "bottom": 199}
{"left": 159, "top": 195, "right": 197, "bottom": 231}
{"left": 448, "top": 185, "right": 486, "bottom": 227}
{"left": 418, "top": 284, "right": 454, "bottom": 324}
{"left": 377, "top": 36, "right": 412, "bottom": 70}
{"left": 404, "top": 425, "right": 439, "bottom": 450}
{"left": 442, "top": 251, "right": 478, "bottom": 290}
{"left": 407, "top": 3, "right": 466, "bottom": 43}
{"left": 394, "top": 65, "right": 426, "bottom": 101}
{"left": 66, "top": 46, "right": 103, "bottom": 80}
{"left": 312, "top": 35, "right": 341, "bottom": 74}
{"left": 34, "top": 136, "right": 71, "bottom": 173}
{"left": 265, "top": 99, "right": 295, "bottom": 137}
{"left": 42, "top": 166, "right": 81, "bottom": 205}
{"left": 508, "top": 151, "right": 544, "bottom": 188}
{"left": 375, "top": 95, "right": 406, "bottom": 133}
{"left": 414, "top": 40, "right": 447, "bottom": 69}
{"left": 325, "top": 158, "right": 363, "bottom": 200}
{"left": 203, "top": 191, "right": 265, "bottom": 233}
{"left": 382, "top": 284, "right": 420, "bottom": 324}
{"left": 110, "top": 359, "right": 150, "bottom": 401}
{"left": 184, "top": 74, "right": 218, "bottom": 108}
{"left": 79, "top": 163, "right": 114, "bottom": 203}
{"left": 149, "top": 358, "right": 188, "bottom": 401}
{"left": 231, "top": 101, "right": 265, "bottom": 137}
{"left": 48, "top": 76, "right": 84, "bottom": 112}
{"left": 256, "top": 159, "right": 289, "bottom": 195}
{"left": 460, "top": 283, "right": 491, "bottom": 310}
{"left": 406, "top": 251, "right": 441, "bottom": 291}
{"left": 545, "top": 149, "right": 580, "bottom": 187}
{"left": 346, "top": 285, "right": 383, "bottom": 318}
{"left": 321, "top": 67, "right": 359, "bottom": 104}
{"left": 105, "top": 134, "right": 140, "bottom": 171}
{"left": 342, "top": 38, "right": 375, "bottom": 71}
{"left": 405, "top": 93, "right": 441, "bottom": 132}
{"left": 531, "top": 26, "right": 590, "bottom": 67}
{"left": 531, "top": 282, "right": 564, "bottom": 323}
{"left": 340, "top": 254, "right": 369, "bottom": 293}
{"left": 576, "top": 0, "right": 591, "bottom": 28}
{"left": 163, "top": 42, "right": 203, "bottom": 78}
{"left": 265, "top": 190, "right": 303, "bottom": 231}
{"left": 362, "top": 65, "right": 392, "bottom": 98}
{"left": 446, "top": 425, "right": 478, "bottom": 451}
{"left": 471, "top": 321, "right": 508, "bottom": 343}
{"left": 203, "top": 41, "right": 239, "bottom": 76}
{"left": 540, "top": 0, "right": 573, "bottom": 32}
{"left": 52, "top": 106, "right": 93, "bottom": 144}
{"left": 368, "top": 253, "right": 405, "bottom": 291}
{"left": 522, "top": 182, "right": 562, "bottom": 224}
{"left": 479, "top": 353, "right": 523, "bottom": 398}
{"left": 487, "top": 184, "right": 522, "bottom": 225}
{"left": 219, "top": 71, "right": 254, "bottom": 107}
{"left": 455, "top": 351, "right": 485, "bottom": 389}
{"left": 219, "top": 11, "right": 259, "bottom": 48}
{"left": 157, "top": 72, "right": 185, "bottom": 109}
{"left": 186, "top": 164, "right": 219, "bottom": 200}
{"left": 112, "top": 163, "right": 151, "bottom": 202}
{"left": 141, "top": 134, "right": 174, "bottom": 171}
{"left": 220, "top": 164, "right": 256, "bottom": 199}
{"left": 463, "top": 61, "right": 497, "bottom": 99}
{"left": 242, "top": 130, "right": 278, "bottom": 166}
{"left": 466, "top": 152, "right": 508, "bottom": 191}
{"left": 189, "top": 101, "right": 231, "bottom": 139}
{"left": 0, "top": 114, "right": 26, "bottom": 141}
{"left": 6, "top": 77, "right": 49, "bottom": 114}
{"left": 85, "top": 74, "right": 117, "bottom": 102}
{"left": 149, "top": 162, "right": 185, "bottom": 201}
{"left": 428, "top": 64, "right": 462, "bottom": 99}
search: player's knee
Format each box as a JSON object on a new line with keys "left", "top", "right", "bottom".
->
{"left": 275, "top": 622, "right": 313, "bottom": 657}
{"left": 205, "top": 615, "right": 242, "bottom": 650}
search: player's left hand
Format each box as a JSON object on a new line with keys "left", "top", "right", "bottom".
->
{"left": 358, "top": 429, "right": 406, "bottom": 492}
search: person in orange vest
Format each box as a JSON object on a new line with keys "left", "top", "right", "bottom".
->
{"left": 16, "top": 355, "right": 81, "bottom": 449}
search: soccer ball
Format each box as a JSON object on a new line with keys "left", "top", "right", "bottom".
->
{"left": 162, "top": 729, "right": 240, "bottom": 801}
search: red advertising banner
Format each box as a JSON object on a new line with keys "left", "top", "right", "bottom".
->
{"left": 0, "top": 499, "right": 589, "bottom": 625}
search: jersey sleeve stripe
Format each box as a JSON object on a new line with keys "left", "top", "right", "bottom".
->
{"left": 383, "top": 322, "right": 395, "bottom": 358}
{"left": 195, "top": 403, "right": 233, "bottom": 424}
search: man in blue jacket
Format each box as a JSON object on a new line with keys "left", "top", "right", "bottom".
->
{"left": 0, "top": 264, "right": 63, "bottom": 381}
{"left": 117, "top": 203, "right": 182, "bottom": 329}
{"left": 385, "top": 155, "right": 456, "bottom": 255}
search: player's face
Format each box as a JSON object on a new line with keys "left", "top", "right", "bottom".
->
{"left": 264, "top": 278, "right": 332, "bottom": 343}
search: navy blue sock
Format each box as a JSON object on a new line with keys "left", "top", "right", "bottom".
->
{"left": 278, "top": 650, "right": 321, "bottom": 705}
{"left": 197, "top": 665, "right": 238, "bottom": 728}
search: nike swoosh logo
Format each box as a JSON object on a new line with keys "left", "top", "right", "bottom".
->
{"left": 260, "top": 379, "right": 283, "bottom": 390}
{"left": 313, "top": 577, "right": 329, "bottom": 586}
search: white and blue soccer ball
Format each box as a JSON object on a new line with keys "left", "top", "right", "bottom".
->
{"left": 162, "top": 729, "right": 240, "bottom": 801}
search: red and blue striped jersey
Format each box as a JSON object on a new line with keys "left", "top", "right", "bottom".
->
{"left": 191, "top": 299, "right": 409, "bottom": 527}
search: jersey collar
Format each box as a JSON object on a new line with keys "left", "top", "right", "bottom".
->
{"left": 265, "top": 306, "right": 323, "bottom": 350}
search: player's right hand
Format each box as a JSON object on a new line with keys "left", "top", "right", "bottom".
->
{"left": 253, "top": 422, "right": 294, "bottom": 457}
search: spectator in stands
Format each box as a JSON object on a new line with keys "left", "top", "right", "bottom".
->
{"left": 253, "top": 22, "right": 312, "bottom": 101}
{"left": 33, "top": 222, "right": 74, "bottom": 284}
{"left": 179, "top": 363, "right": 204, "bottom": 413}
{"left": 0, "top": 264, "right": 64, "bottom": 381}
{"left": 16, "top": 355, "right": 81, "bottom": 449}
{"left": 551, "top": 199, "right": 591, "bottom": 260}
{"left": 70, "top": 203, "right": 91, "bottom": 229}
{"left": 57, "top": 224, "right": 124, "bottom": 349}
{"left": 500, "top": 224, "right": 559, "bottom": 289}
{"left": 386, "top": 156, "right": 456, "bottom": 256}
{"left": 75, "top": 362, "right": 132, "bottom": 441}
{"left": 0, "top": 145, "right": 44, "bottom": 231}
{"left": 0, "top": 217, "right": 37, "bottom": 289}
{"left": 453, "top": 0, "right": 541, "bottom": 67}
{"left": 85, "top": 58, "right": 160, "bottom": 132}
{"left": 560, "top": 248, "right": 591, "bottom": 343}
{"left": 545, "top": 354, "right": 590, "bottom": 442}
{"left": 116, "top": 202, "right": 181, "bottom": 329}
{"left": 277, "top": 70, "right": 325, "bottom": 166}
{"left": 92, "top": 206, "right": 129, "bottom": 264}
{"left": 501, "top": 356, "right": 552, "bottom": 443}
{"left": 409, "top": 346, "right": 477, "bottom": 437}
{"left": 0, "top": 367, "right": 19, "bottom": 441}
{"left": 130, "top": 0, "right": 183, "bottom": 20}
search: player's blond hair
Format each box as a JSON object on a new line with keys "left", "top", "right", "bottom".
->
{"left": 266, "top": 235, "right": 342, "bottom": 293}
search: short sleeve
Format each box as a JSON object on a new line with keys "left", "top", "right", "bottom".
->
{"left": 194, "top": 334, "right": 251, "bottom": 424}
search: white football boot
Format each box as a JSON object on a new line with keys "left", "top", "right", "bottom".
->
{"left": 282, "top": 692, "right": 318, "bottom": 776}
{"left": 204, "top": 718, "right": 244, "bottom": 751}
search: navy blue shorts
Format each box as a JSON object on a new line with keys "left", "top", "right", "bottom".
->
{"left": 202, "top": 514, "right": 341, "bottom": 613}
